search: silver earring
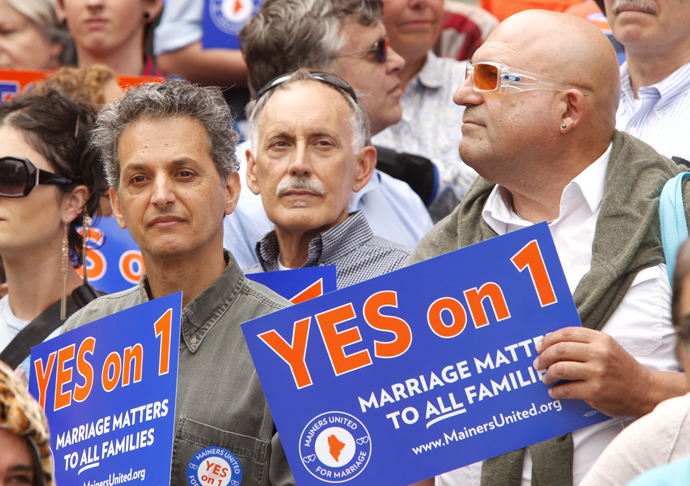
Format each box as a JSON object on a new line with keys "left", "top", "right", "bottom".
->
{"left": 561, "top": 123, "right": 567, "bottom": 129}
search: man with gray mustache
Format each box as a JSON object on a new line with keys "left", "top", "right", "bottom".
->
{"left": 596, "top": 0, "right": 690, "bottom": 161}
{"left": 275, "top": 177, "right": 326, "bottom": 207}
{"left": 243, "top": 71, "right": 411, "bottom": 288}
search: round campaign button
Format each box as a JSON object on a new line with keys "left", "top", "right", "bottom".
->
{"left": 187, "top": 447, "right": 242, "bottom": 486}
{"left": 299, "top": 411, "right": 372, "bottom": 483}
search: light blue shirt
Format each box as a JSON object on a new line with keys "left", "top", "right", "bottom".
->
{"left": 372, "top": 51, "right": 477, "bottom": 222}
{"left": 617, "top": 60, "right": 690, "bottom": 160}
{"left": 627, "top": 456, "right": 690, "bottom": 486}
{"left": 223, "top": 141, "right": 434, "bottom": 269}
{"left": 153, "top": 0, "right": 203, "bottom": 56}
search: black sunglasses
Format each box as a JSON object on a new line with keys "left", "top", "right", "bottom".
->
{"left": 256, "top": 71, "right": 358, "bottom": 103}
{"left": 0, "top": 156, "right": 73, "bottom": 198}
{"left": 335, "top": 38, "right": 389, "bottom": 64}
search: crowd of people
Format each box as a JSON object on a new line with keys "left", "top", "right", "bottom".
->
{"left": 1, "top": 0, "right": 689, "bottom": 485}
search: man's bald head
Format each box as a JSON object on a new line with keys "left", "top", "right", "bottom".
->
{"left": 482, "top": 10, "right": 620, "bottom": 134}
{"left": 454, "top": 10, "right": 622, "bottom": 194}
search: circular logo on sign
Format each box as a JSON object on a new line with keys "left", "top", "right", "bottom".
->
{"left": 299, "top": 411, "right": 371, "bottom": 483}
{"left": 186, "top": 447, "right": 242, "bottom": 486}
{"left": 210, "top": 0, "right": 255, "bottom": 35}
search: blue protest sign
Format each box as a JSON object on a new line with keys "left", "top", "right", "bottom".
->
{"left": 246, "top": 266, "right": 338, "bottom": 304}
{"left": 202, "top": 0, "right": 263, "bottom": 49}
{"left": 29, "top": 293, "right": 182, "bottom": 486}
{"left": 241, "top": 223, "right": 609, "bottom": 485}
{"left": 78, "top": 216, "right": 145, "bottom": 295}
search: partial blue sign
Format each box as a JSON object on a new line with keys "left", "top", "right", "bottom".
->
{"left": 0, "top": 81, "right": 19, "bottom": 104}
{"left": 79, "top": 216, "right": 144, "bottom": 295}
{"left": 241, "top": 223, "right": 609, "bottom": 485}
{"left": 246, "top": 266, "right": 338, "bottom": 304}
{"left": 29, "top": 293, "right": 182, "bottom": 486}
{"left": 202, "top": 0, "right": 263, "bottom": 49}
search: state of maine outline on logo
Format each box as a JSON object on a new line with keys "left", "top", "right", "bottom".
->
{"left": 299, "top": 411, "right": 372, "bottom": 483}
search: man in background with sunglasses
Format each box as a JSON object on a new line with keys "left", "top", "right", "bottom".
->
{"left": 244, "top": 71, "right": 412, "bottom": 288}
{"left": 221, "top": 0, "right": 434, "bottom": 270}
{"left": 409, "top": 10, "right": 690, "bottom": 486}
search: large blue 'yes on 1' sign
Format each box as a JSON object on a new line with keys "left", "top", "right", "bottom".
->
{"left": 29, "top": 293, "right": 182, "bottom": 486}
{"left": 241, "top": 223, "right": 610, "bottom": 485}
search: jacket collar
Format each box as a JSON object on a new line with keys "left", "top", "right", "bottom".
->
{"left": 256, "top": 211, "right": 373, "bottom": 270}
{"left": 138, "top": 250, "right": 246, "bottom": 353}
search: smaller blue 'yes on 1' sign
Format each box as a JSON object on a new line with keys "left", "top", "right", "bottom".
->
{"left": 29, "top": 293, "right": 182, "bottom": 486}
{"left": 241, "top": 223, "right": 609, "bottom": 485}
{"left": 246, "top": 265, "right": 338, "bottom": 304}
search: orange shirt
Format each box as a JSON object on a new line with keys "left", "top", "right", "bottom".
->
{"left": 480, "top": 0, "right": 585, "bottom": 21}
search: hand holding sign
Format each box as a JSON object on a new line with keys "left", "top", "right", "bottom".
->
{"left": 535, "top": 327, "right": 655, "bottom": 418}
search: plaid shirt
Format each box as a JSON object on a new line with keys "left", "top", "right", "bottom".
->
{"left": 248, "top": 211, "right": 412, "bottom": 289}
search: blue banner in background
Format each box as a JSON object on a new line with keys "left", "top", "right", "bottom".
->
{"left": 246, "top": 266, "right": 338, "bottom": 304}
{"left": 241, "top": 223, "right": 609, "bottom": 485}
{"left": 202, "top": 0, "right": 264, "bottom": 49}
{"left": 29, "top": 293, "right": 182, "bottom": 486}
{"left": 78, "top": 217, "right": 144, "bottom": 295}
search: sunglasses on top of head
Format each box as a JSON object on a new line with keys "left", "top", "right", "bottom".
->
{"left": 335, "top": 38, "right": 389, "bottom": 64}
{"left": 0, "top": 156, "right": 73, "bottom": 198}
{"left": 464, "top": 61, "right": 592, "bottom": 95}
{"left": 256, "top": 71, "right": 358, "bottom": 103}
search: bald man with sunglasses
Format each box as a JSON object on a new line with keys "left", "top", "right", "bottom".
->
{"left": 409, "top": 10, "right": 690, "bottom": 486}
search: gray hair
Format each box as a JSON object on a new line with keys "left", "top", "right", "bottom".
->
{"left": 246, "top": 71, "right": 371, "bottom": 155}
{"left": 239, "top": 0, "right": 383, "bottom": 97}
{"left": 7, "top": 0, "right": 75, "bottom": 66}
{"left": 92, "top": 80, "right": 239, "bottom": 190}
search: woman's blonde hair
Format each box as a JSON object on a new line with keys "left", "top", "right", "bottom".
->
{"left": 6, "top": 0, "right": 75, "bottom": 66}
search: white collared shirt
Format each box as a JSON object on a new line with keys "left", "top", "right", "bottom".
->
{"left": 437, "top": 145, "right": 678, "bottom": 485}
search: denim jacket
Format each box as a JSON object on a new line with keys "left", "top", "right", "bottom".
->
{"left": 63, "top": 251, "right": 295, "bottom": 486}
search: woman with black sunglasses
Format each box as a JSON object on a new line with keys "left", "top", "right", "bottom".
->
{"left": 0, "top": 89, "right": 107, "bottom": 385}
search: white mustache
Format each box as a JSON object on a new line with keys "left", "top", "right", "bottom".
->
{"left": 611, "top": 0, "right": 657, "bottom": 14}
{"left": 275, "top": 176, "right": 326, "bottom": 197}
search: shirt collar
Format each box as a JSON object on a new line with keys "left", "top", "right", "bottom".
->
{"left": 415, "top": 51, "right": 446, "bottom": 90}
{"left": 482, "top": 144, "right": 612, "bottom": 234}
{"left": 256, "top": 211, "right": 373, "bottom": 269}
{"left": 620, "top": 59, "right": 690, "bottom": 111}
{"left": 140, "top": 250, "right": 246, "bottom": 353}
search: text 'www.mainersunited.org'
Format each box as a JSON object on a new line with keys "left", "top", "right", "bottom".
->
{"left": 411, "top": 400, "right": 563, "bottom": 455}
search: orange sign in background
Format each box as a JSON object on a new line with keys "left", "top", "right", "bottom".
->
{"left": 0, "top": 69, "right": 163, "bottom": 104}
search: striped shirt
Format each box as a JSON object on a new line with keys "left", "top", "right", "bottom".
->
{"left": 246, "top": 211, "right": 412, "bottom": 289}
{"left": 617, "top": 60, "right": 690, "bottom": 160}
